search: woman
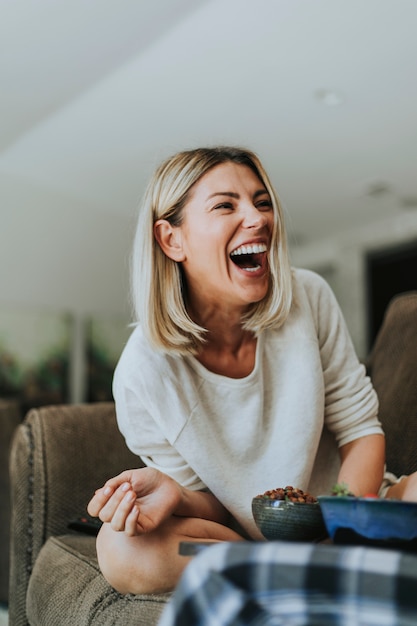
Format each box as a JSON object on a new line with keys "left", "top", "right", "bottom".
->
{"left": 88, "top": 146, "right": 414, "bottom": 595}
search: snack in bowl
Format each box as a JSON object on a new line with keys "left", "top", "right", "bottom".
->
{"left": 252, "top": 486, "right": 327, "bottom": 542}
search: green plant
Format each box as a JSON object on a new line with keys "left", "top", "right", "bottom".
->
{"left": 331, "top": 482, "right": 355, "bottom": 497}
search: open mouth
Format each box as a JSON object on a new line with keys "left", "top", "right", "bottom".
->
{"left": 230, "top": 243, "right": 267, "bottom": 273}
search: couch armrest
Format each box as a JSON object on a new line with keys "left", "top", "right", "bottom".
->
{"left": 0, "top": 399, "right": 21, "bottom": 604}
{"left": 9, "top": 402, "right": 140, "bottom": 626}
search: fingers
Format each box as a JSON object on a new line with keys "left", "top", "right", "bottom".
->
{"left": 124, "top": 503, "right": 142, "bottom": 536}
{"left": 88, "top": 481, "right": 142, "bottom": 534}
{"left": 87, "top": 467, "right": 173, "bottom": 535}
{"left": 105, "top": 487, "right": 138, "bottom": 533}
{"left": 87, "top": 483, "right": 116, "bottom": 517}
{"left": 87, "top": 479, "right": 130, "bottom": 511}
{"left": 87, "top": 470, "right": 138, "bottom": 517}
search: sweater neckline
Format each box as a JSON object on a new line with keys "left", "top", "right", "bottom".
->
{"left": 185, "top": 333, "right": 263, "bottom": 385}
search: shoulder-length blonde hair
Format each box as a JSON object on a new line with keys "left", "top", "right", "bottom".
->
{"left": 131, "top": 146, "right": 293, "bottom": 354}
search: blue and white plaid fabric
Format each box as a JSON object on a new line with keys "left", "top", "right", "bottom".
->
{"left": 159, "top": 541, "right": 417, "bottom": 626}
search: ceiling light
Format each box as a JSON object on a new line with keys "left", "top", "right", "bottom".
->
{"left": 315, "top": 89, "right": 344, "bottom": 106}
{"left": 365, "top": 181, "right": 392, "bottom": 198}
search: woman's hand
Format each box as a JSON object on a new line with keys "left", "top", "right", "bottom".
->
{"left": 87, "top": 467, "right": 182, "bottom": 536}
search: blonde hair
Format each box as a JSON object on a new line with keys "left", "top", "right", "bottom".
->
{"left": 131, "top": 146, "right": 293, "bottom": 354}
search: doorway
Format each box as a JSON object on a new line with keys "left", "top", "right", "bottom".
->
{"left": 366, "top": 239, "right": 417, "bottom": 351}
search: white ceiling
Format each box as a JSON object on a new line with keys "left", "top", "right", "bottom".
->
{"left": 1, "top": 0, "right": 417, "bottom": 247}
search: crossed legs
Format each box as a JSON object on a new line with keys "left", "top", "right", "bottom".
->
{"left": 96, "top": 515, "right": 243, "bottom": 594}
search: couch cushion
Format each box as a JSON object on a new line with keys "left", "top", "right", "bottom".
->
{"left": 27, "top": 534, "right": 171, "bottom": 625}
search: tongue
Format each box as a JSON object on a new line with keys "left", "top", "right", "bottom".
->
{"left": 251, "top": 252, "right": 264, "bottom": 267}
{"left": 232, "top": 253, "right": 262, "bottom": 268}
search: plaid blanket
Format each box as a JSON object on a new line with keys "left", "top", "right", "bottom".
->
{"left": 158, "top": 540, "right": 417, "bottom": 626}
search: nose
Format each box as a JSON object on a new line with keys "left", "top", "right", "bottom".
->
{"left": 241, "top": 204, "right": 268, "bottom": 229}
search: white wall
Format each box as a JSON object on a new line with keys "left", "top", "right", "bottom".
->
{"left": 291, "top": 211, "right": 417, "bottom": 359}
{"left": 0, "top": 174, "right": 135, "bottom": 401}
{"left": 0, "top": 174, "right": 134, "bottom": 316}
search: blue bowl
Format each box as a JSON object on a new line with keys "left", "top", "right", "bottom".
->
{"left": 318, "top": 496, "right": 417, "bottom": 544}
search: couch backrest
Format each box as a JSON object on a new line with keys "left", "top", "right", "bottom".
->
{"left": 367, "top": 291, "right": 417, "bottom": 477}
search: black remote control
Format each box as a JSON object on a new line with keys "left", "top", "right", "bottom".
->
{"left": 68, "top": 514, "right": 103, "bottom": 536}
{"left": 178, "top": 541, "right": 220, "bottom": 556}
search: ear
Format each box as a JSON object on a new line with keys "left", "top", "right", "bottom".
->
{"left": 154, "top": 219, "right": 186, "bottom": 262}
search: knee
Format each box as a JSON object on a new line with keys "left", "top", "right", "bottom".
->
{"left": 95, "top": 523, "right": 127, "bottom": 593}
{"left": 95, "top": 521, "right": 187, "bottom": 594}
{"left": 95, "top": 516, "right": 243, "bottom": 595}
{"left": 95, "top": 523, "right": 150, "bottom": 594}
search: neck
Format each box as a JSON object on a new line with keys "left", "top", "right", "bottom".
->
{"left": 187, "top": 301, "right": 257, "bottom": 378}
{"left": 195, "top": 326, "right": 257, "bottom": 378}
{"left": 188, "top": 300, "right": 249, "bottom": 351}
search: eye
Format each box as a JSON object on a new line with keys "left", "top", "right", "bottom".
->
{"left": 212, "top": 202, "right": 234, "bottom": 211}
{"left": 256, "top": 199, "right": 273, "bottom": 211}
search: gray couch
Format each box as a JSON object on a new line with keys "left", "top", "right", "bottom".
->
{"left": 9, "top": 403, "right": 171, "bottom": 625}
{"left": 8, "top": 291, "right": 417, "bottom": 625}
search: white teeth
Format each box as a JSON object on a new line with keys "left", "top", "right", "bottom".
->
{"left": 242, "top": 265, "right": 261, "bottom": 272}
{"left": 230, "top": 243, "right": 267, "bottom": 256}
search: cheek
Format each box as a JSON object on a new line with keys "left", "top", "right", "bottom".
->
{"left": 181, "top": 220, "right": 232, "bottom": 269}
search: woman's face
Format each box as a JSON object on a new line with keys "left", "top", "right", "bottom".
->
{"left": 174, "top": 162, "right": 274, "bottom": 313}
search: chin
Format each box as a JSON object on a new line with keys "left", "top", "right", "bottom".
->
{"left": 242, "top": 289, "right": 269, "bottom": 306}
{"left": 251, "top": 279, "right": 270, "bottom": 298}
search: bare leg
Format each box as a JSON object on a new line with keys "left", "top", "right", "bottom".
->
{"left": 385, "top": 472, "right": 417, "bottom": 502}
{"left": 96, "top": 515, "right": 244, "bottom": 594}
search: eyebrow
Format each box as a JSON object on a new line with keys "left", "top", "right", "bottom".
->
{"left": 206, "top": 189, "right": 270, "bottom": 201}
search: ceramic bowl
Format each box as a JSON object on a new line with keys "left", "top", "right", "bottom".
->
{"left": 251, "top": 496, "right": 327, "bottom": 542}
{"left": 318, "top": 496, "right": 417, "bottom": 547}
